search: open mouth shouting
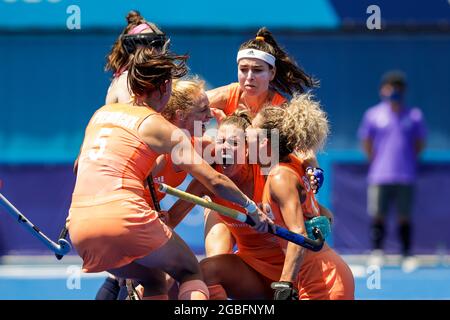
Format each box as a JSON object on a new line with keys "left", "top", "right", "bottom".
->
{"left": 221, "top": 153, "right": 234, "bottom": 170}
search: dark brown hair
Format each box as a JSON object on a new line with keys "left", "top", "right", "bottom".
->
{"left": 105, "top": 10, "right": 165, "bottom": 74}
{"left": 127, "top": 47, "right": 188, "bottom": 97}
{"left": 239, "top": 27, "right": 319, "bottom": 96}
{"left": 380, "top": 70, "right": 407, "bottom": 89}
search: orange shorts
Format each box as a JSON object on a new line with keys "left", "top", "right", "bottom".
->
{"left": 236, "top": 249, "right": 285, "bottom": 282}
{"left": 297, "top": 245, "right": 355, "bottom": 300}
{"left": 67, "top": 190, "right": 172, "bottom": 273}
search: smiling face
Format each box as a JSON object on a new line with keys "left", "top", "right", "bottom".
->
{"left": 215, "top": 124, "right": 248, "bottom": 177}
{"left": 238, "top": 58, "right": 275, "bottom": 97}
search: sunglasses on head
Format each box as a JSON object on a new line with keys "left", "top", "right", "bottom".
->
{"left": 121, "top": 33, "right": 168, "bottom": 54}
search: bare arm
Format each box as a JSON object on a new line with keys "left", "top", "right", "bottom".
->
{"left": 73, "top": 157, "right": 79, "bottom": 175}
{"left": 165, "top": 178, "right": 211, "bottom": 229}
{"left": 206, "top": 85, "right": 229, "bottom": 111}
{"left": 105, "top": 73, "right": 132, "bottom": 104}
{"left": 269, "top": 169, "right": 307, "bottom": 283}
{"left": 151, "top": 154, "right": 168, "bottom": 177}
{"left": 207, "top": 85, "right": 230, "bottom": 123}
{"left": 166, "top": 177, "right": 235, "bottom": 254}
{"left": 362, "top": 138, "right": 373, "bottom": 160}
{"left": 319, "top": 204, "right": 334, "bottom": 225}
{"left": 415, "top": 139, "right": 425, "bottom": 156}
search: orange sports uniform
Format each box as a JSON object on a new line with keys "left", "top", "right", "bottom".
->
{"left": 223, "top": 83, "right": 286, "bottom": 116}
{"left": 263, "top": 154, "right": 355, "bottom": 300}
{"left": 152, "top": 154, "right": 188, "bottom": 201}
{"left": 212, "top": 164, "right": 286, "bottom": 282}
{"left": 151, "top": 136, "right": 203, "bottom": 201}
{"left": 67, "top": 103, "right": 172, "bottom": 273}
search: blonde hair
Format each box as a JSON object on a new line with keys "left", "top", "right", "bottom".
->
{"left": 257, "top": 93, "right": 329, "bottom": 157}
{"left": 161, "top": 77, "right": 206, "bottom": 121}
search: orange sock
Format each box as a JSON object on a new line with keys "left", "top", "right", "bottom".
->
{"left": 142, "top": 294, "right": 169, "bottom": 300}
{"left": 178, "top": 280, "right": 209, "bottom": 300}
{"left": 208, "top": 284, "right": 228, "bottom": 300}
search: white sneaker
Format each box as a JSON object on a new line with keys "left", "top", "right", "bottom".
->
{"left": 367, "top": 249, "right": 384, "bottom": 267}
{"left": 401, "top": 256, "right": 419, "bottom": 273}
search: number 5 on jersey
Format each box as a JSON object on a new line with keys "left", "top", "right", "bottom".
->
{"left": 89, "top": 128, "right": 113, "bottom": 161}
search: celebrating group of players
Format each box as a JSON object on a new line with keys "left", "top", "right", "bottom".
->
{"left": 66, "top": 10, "right": 355, "bottom": 300}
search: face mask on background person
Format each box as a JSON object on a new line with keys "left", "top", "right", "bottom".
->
{"left": 382, "top": 89, "right": 404, "bottom": 104}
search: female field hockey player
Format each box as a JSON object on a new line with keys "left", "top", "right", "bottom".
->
{"left": 201, "top": 27, "right": 324, "bottom": 258}
{"left": 94, "top": 11, "right": 169, "bottom": 299}
{"left": 207, "top": 27, "right": 317, "bottom": 121}
{"left": 96, "top": 78, "right": 213, "bottom": 300}
{"left": 253, "top": 94, "right": 355, "bottom": 300}
{"left": 105, "top": 10, "right": 169, "bottom": 104}
{"left": 164, "top": 109, "right": 333, "bottom": 299}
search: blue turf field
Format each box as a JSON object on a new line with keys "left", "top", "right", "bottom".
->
{"left": 1, "top": 261, "right": 449, "bottom": 300}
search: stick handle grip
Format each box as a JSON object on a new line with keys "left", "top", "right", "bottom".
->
{"left": 147, "top": 174, "right": 161, "bottom": 212}
{"left": 55, "top": 226, "right": 69, "bottom": 260}
{"left": 272, "top": 225, "right": 324, "bottom": 251}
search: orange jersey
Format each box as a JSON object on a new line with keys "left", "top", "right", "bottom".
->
{"left": 212, "top": 164, "right": 285, "bottom": 281}
{"left": 223, "top": 82, "right": 286, "bottom": 116}
{"left": 263, "top": 154, "right": 320, "bottom": 231}
{"left": 262, "top": 154, "right": 354, "bottom": 299}
{"left": 152, "top": 153, "right": 188, "bottom": 201}
{"left": 151, "top": 136, "right": 203, "bottom": 202}
{"left": 73, "top": 103, "right": 161, "bottom": 198}
{"left": 67, "top": 103, "right": 172, "bottom": 273}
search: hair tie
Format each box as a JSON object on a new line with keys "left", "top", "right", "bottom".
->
{"left": 255, "top": 36, "right": 265, "bottom": 41}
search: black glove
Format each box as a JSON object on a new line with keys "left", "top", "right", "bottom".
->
{"left": 271, "top": 281, "right": 299, "bottom": 300}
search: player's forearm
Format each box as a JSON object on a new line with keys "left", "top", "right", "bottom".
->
{"left": 415, "top": 139, "right": 425, "bottom": 156}
{"left": 167, "top": 180, "right": 208, "bottom": 228}
{"left": 319, "top": 204, "right": 334, "bottom": 224}
{"left": 362, "top": 139, "right": 373, "bottom": 160}
{"left": 206, "top": 173, "right": 251, "bottom": 208}
{"left": 280, "top": 243, "right": 305, "bottom": 282}
{"left": 167, "top": 200, "right": 197, "bottom": 229}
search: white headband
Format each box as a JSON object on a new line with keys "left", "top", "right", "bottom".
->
{"left": 236, "top": 49, "right": 276, "bottom": 67}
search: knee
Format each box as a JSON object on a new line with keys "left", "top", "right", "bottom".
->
{"left": 139, "top": 278, "right": 167, "bottom": 296}
{"left": 167, "top": 256, "right": 202, "bottom": 283}
{"left": 200, "top": 257, "right": 224, "bottom": 285}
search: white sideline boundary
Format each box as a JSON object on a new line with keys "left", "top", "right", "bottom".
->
{"left": 1, "top": 254, "right": 449, "bottom": 279}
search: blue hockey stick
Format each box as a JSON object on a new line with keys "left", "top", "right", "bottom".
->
{"left": 0, "top": 193, "right": 71, "bottom": 257}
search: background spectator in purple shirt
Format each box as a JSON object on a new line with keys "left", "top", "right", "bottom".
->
{"left": 358, "top": 71, "right": 426, "bottom": 266}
